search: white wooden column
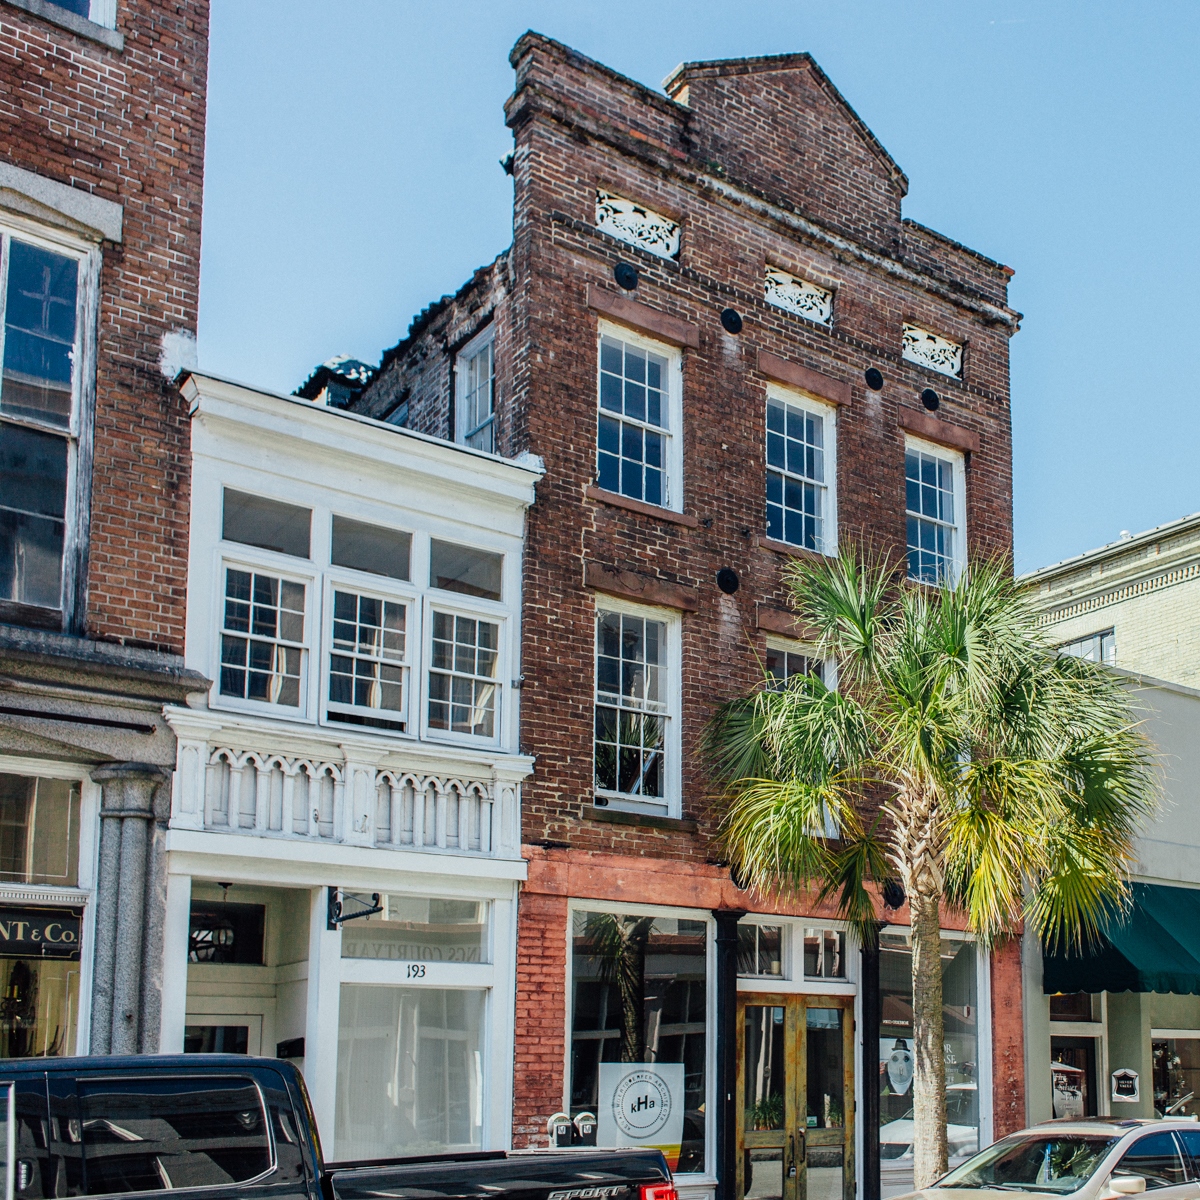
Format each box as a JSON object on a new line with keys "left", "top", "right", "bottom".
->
{"left": 157, "top": 870, "right": 192, "bottom": 1053}
{"left": 304, "top": 886, "right": 343, "bottom": 1152}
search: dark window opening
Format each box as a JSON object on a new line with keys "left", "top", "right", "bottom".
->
{"left": 222, "top": 489, "right": 311, "bottom": 558}
{"left": 188, "top": 902, "right": 265, "bottom": 965}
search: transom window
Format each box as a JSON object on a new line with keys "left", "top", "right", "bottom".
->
{"left": 428, "top": 612, "right": 500, "bottom": 739}
{"left": 220, "top": 568, "right": 306, "bottom": 708}
{"left": 597, "top": 329, "right": 677, "bottom": 509}
{"left": 456, "top": 329, "right": 495, "bottom": 453}
{"left": 594, "top": 609, "right": 668, "bottom": 808}
{"left": 766, "top": 391, "right": 833, "bottom": 552}
{"left": 0, "top": 229, "right": 93, "bottom": 622}
{"left": 905, "top": 441, "right": 963, "bottom": 585}
{"left": 328, "top": 590, "right": 408, "bottom": 730}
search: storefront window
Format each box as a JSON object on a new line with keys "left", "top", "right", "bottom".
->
{"left": 879, "top": 932, "right": 979, "bottom": 1196}
{"left": 1153, "top": 1038, "right": 1200, "bottom": 1117}
{"left": 340, "top": 895, "right": 489, "bottom": 962}
{"left": 0, "top": 774, "right": 79, "bottom": 885}
{"left": 0, "top": 953, "right": 79, "bottom": 1057}
{"left": 570, "top": 909, "right": 708, "bottom": 1174}
{"left": 334, "top": 984, "right": 485, "bottom": 1159}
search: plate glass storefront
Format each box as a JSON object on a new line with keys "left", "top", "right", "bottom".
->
{"left": 569, "top": 910, "right": 708, "bottom": 1174}
{"left": 1153, "top": 1037, "right": 1200, "bottom": 1117}
{"left": 334, "top": 984, "right": 486, "bottom": 1159}
{"left": 880, "top": 932, "right": 979, "bottom": 1198}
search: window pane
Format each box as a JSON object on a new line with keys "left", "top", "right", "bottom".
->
{"left": 745, "top": 1005, "right": 786, "bottom": 1131}
{"left": 77, "top": 1075, "right": 272, "bottom": 1192}
{"left": 0, "top": 957, "right": 79, "bottom": 1057}
{"left": 0, "top": 422, "right": 67, "bottom": 608}
{"left": 340, "top": 895, "right": 489, "bottom": 963}
{"left": 1115, "top": 1134, "right": 1186, "bottom": 1189}
{"left": 188, "top": 901, "right": 265, "bottom": 965}
{"left": 335, "top": 985, "right": 485, "bottom": 1159}
{"left": 0, "top": 774, "right": 80, "bottom": 885}
{"left": 222, "top": 489, "right": 311, "bottom": 558}
{"left": 429, "top": 539, "right": 502, "bottom": 601}
{"left": 597, "top": 333, "right": 671, "bottom": 507}
{"left": 428, "top": 611, "right": 501, "bottom": 737}
{"left": 880, "top": 934, "right": 978, "bottom": 1188}
{"left": 331, "top": 515, "right": 411, "bottom": 580}
{"left": 570, "top": 912, "right": 706, "bottom": 1173}
{"left": 1153, "top": 1039, "right": 1200, "bottom": 1120}
{"left": 2, "top": 241, "right": 78, "bottom": 427}
{"left": 220, "top": 568, "right": 305, "bottom": 706}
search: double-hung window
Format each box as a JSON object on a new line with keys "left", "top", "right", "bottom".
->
{"left": 426, "top": 540, "right": 504, "bottom": 744}
{"left": 594, "top": 603, "right": 678, "bottom": 816}
{"left": 596, "top": 325, "right": 681, "bottom": 510}
{"left": 905, "top": 437, "right": 965, "bottom": 585}
{"left": 765, "top": 386, "right": 836, "bottom": 553}
{"left": 0, "top": 225, "right": 97, "bottom": 628}
{"left": 455, "top": 328, "right": 495, "bottom": 453}
{"left": 765, "top": 639, "right": 825, "bottom": 688}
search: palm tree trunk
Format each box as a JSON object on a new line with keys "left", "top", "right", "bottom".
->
{"left": 909, "top": 887, "right": 948, "bottom": 1189}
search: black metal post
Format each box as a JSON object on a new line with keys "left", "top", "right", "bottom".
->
{"left": 714, "top": 909, "right": 745, "bottom": 1200}
{"left": 861, "top": 922, "right": 883, "bottom": 1200}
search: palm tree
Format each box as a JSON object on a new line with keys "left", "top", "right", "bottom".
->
{"left": 706, "top": 551, "right": 1156, "bottom": 1190}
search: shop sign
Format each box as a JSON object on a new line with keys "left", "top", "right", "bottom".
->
{"left": 597, "top": 1063, "right": 685, "bottom": 1170}
{"left": 1111, "top": 1068, "right": 1140, "bottom": 1103}
{"left": 1051, "top": 1061, "right": 1085, "bottom": 1119}
{"left": 0, "top": 907, "right": 81, "bottom": 959}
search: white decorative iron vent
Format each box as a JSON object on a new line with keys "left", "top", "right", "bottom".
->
{"left": 902, "top": 323, "right": 963, "bottom": 378}
{"left": 764, "top": 268, "right": 833, "bottom": 326}
{"left": 595, "top": 191, "right": 680, "bottom": 259}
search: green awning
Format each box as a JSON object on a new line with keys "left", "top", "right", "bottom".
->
{"left": 1043, "top": 882, "right": 1200, "bottom": 996}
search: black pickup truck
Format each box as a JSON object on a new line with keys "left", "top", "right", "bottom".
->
{"left": 0, "top": 1055, "right": 676, "bottom": 1200}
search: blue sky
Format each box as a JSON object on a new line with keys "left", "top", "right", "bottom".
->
{"left": 198, "top": 1, "right": 1200, "bottom": 574}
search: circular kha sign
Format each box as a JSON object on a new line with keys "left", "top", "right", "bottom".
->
{"left": 612, "top": 1069, "right": 673, "bottom": 1139}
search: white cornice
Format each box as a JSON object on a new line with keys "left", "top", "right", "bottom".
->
{"left": 181, "top": 373, "right": 542, "bottom": 511}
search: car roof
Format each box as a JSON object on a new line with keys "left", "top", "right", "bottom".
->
{"left": 1032, "top": 1118, "right": 1200, "bottom": 1135}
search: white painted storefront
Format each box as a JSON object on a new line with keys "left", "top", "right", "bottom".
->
{"left": 158, "top": 373, "right": 540, "bottom": 1160}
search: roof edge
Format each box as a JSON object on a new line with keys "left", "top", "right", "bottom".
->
{"left": 1020, "top": 511, "right": 1200, "bottom": 583}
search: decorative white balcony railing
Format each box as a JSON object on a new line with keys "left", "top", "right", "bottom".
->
{"left": 169, "top": 729, "right": 523, "bottom": 859}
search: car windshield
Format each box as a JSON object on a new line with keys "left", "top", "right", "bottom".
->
{"left": 938, "top": 1134, "right": 1118, "bottom": 1194}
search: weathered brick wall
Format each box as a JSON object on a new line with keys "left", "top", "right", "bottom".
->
{"left": 513, "top": 885, "right": 569, "bottom": 1147}
{"left": 0, "top": 0, "right": 209, "bottom": 652}
{"left": 991, "top": 938, "right": 1027, "bottom": 1138}
{"left": 501, "top": 33, "right": 1016, "bottom": 856}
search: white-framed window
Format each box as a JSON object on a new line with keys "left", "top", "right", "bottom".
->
{"left": 765, "top": 637, "right": 826, "bottom": 688}
{"left": 425, "top": 605, "right": 503, "bottom": 742}
{"left": 803, "top": 928, "right": 846, "bottom": 979}
{"left": 905, "top": 436, "right": 965, "bottom": 585}
{"left": 455, "top": 327, "right": 495, "bottom": 453}
{"left": 765, "top": 385, "right": 836, "bottom": 553}
{"left": 737, "top": 921, "right": 786, "bottom": 978}
{"left": 1058, "top": 629, "right": 1115, "bottom": 667}
{"left": 218, "top": 562, "right": 310, "bottom": 713}
{"left": 593, "top": 598, "right": 680, "bottom": 817}
{"left": 0, "top": 219, "right": 100, "bottom": 627}
{"left": 596, "top": 322, "right": 683, "bottom": 511}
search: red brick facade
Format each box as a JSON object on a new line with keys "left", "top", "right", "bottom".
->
{"left": 357, "top": 31, "right": 1025, "bottom": 1161}
{"left": 0, "top": 0, "right": 208, "bottom": 651}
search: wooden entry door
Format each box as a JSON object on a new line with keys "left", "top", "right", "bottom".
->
{"left": 737, "top": 995, "right": 855, "bottom": 1200}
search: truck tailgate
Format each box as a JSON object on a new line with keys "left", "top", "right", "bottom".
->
{"left": 328, "top": 1148, "right": 672, "bottom": 1200}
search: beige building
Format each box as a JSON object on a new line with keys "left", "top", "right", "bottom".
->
{"left": 1020, "top": 515, "right": 1200, "bottom": 1125}
{"left": 1021, "top": 511, "right": 1200, "bottom": 686}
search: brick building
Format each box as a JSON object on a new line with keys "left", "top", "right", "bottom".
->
{"left": 0, "top": 0, "right": 208, "bottom": 1056}
{"left": 356, "top": 33, "right": 1023, "bottom": 1200}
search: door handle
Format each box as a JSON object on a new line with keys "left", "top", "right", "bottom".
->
{"left": 787, "top": 1133, "right": 797, "bottom": 1178}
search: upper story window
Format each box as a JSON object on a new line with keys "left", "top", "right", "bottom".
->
{"left": 215, "top": 489, "right": 507, "bottom": 746}
{"left": 902, "top": 323, "right": 963, "bottom": 379}
{"left": 596, "top": 325, "right": 682, "bottom": 511}
{"left": 595, "top": 190, "right": 680, "bottom": 259}
{"left": 1058, "top": 629, "right": 1115, "bottom": 667}
{"left": 455, "top": 328, "right": 495, "bottom": 453}
{"left": 45, "top": 0, "right": 117, "bottom": 27}
{"left": 0, "top": 225, "right": 97, "bottom": 628}
{"left": 765, "top": 639, "right": 825, "bottom": 688}
{"left": 764, "top": 268, "right": 833, "bottom": 326}
{"left": 593, "top": 602, "right": 679, "bottom": 817}
{"left": 765, "top": 386, "right": 836, "bottom": 553}
{"left": 905, "top": 438, "right": 965, "bottom": 585}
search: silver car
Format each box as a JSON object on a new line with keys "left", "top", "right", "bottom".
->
{"left": 898, "top": 1119, "right": 1200, "bottom": 1200}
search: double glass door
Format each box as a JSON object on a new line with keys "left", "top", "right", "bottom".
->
{"left": 738, "top": 994, "right": 854, "bottom": 1200}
